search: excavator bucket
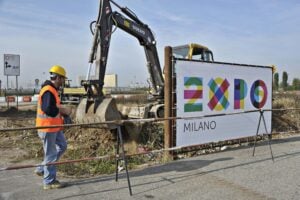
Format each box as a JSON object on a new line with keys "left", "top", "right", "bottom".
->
{"left": 75, "top": 97, "right": 121, "bottom": 130}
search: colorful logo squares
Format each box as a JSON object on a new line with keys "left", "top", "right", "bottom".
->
{"left": 184, "top": 77, "right": 203, "bottom": 112}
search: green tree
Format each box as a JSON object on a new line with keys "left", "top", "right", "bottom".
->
{"left": 282, "top": 71, "right": 288, "bottom": 91}
{"left": 292, "top": 78, "right": 300, "bottom": 90}
{"left": 273, "top": 72, "right": 279, "bottom": 91}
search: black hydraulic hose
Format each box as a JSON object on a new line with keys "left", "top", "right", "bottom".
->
{"left": 90, "top": 21, "right": 96, "bottom": 35}
{"left": 110, "top": 0, "right": 143, "bottom": 25}
{"left": 109, "top": 0, "right": 122, "bottom": 10}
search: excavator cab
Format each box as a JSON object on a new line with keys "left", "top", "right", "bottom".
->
{"left": 172, "top": 43, "right": 214, "bottom": 62}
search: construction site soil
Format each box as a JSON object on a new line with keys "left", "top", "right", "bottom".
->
{"left": 0, "top": 91, "right": 299, "bottom": 177}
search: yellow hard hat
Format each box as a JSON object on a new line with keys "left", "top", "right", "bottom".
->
{"left": 49, "top": 65, "right": 67, "bottom": 78}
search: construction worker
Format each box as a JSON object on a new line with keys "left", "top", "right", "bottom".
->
{"left": 35, "top": 65, "right": 72, "bottom": 190}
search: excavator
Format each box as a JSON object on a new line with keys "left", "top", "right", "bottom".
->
{"left": 75, "top": 0, "right": 214, "bottom": 128}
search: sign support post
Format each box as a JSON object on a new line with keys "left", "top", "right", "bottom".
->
{"left": 6, "top": 75, "right": 9, "bottom": 108}
{"left": 16, "top": 76, "right": 18, "bottom": 110}
{"left": 252, "top": 110, "right": 274, "bottom": 161}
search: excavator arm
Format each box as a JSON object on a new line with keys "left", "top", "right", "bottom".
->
{"left": 82, "top": 0, "right": 164, "bottom": 112}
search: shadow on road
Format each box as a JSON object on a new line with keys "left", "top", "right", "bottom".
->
{"left": 55, "top": 157, "right": 233, "bottom": 200}
{"left": 53, "top": 135, "right": 300, "bottom": 199}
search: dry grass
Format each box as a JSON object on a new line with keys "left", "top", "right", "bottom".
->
{"left": 272, "top": 91, "right": 300, "bottom": 132}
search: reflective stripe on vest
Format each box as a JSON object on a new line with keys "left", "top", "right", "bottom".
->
{"left": 36, "top": 85, "right": 63, "bottom": 132}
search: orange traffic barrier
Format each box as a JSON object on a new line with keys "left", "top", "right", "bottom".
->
{"left": 6, "top": 96, "right": 15, "bottom": 102}
{"left": 23, "top": 96, "right": 32, "bottom": 102}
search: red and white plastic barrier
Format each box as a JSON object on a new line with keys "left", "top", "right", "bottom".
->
{"left": 0, "top": 95, "right": 38, "bottom": 103}
{"left": 6, "top": 96, "right": 16, "bottom": 102}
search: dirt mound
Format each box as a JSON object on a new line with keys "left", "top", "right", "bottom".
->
{"left": 65, "top": 127, "right": 116, "bottom": 156}
{"left": 272, "top": 92, "right": 299, "bottom": 132}
{"left": 0, "top": 106, "right": 36, "bottom": 118}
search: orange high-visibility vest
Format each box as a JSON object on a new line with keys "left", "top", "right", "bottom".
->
{"left": 36, "top": 85, "right": 63, "bottom": 133}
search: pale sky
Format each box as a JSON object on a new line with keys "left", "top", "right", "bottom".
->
{"left": 0, "top": 0, "right": 299, "bottom": 88}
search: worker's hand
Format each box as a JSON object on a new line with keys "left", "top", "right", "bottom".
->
{"left": 58, "top": 105, "right": 72, "bottom": 116}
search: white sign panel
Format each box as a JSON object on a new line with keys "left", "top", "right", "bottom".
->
{"left": 175, "top": 60, "right": 272, "bottom": 147}
{"left": 4, "top": 54, "right": 20, "bottom": 76}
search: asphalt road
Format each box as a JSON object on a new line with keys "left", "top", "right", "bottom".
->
{"left": 0, "top": 134, "right": 300, "bottom": 200}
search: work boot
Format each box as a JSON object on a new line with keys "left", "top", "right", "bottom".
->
{"left": 34, "top": 170, "right": 44, "bottom": 176}
{"left": 43, "top": 180, "right": 66, "bottom": 190}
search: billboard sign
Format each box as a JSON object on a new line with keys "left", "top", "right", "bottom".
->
{"left": 4, "top": 54, "right": 20, "bottom": 76}
{"left": 175, "top": 60, "right": 272, "bottom": 147}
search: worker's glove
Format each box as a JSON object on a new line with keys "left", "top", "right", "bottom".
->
{"left": 64, "top": 115, "right": 73, "bottom": 124}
